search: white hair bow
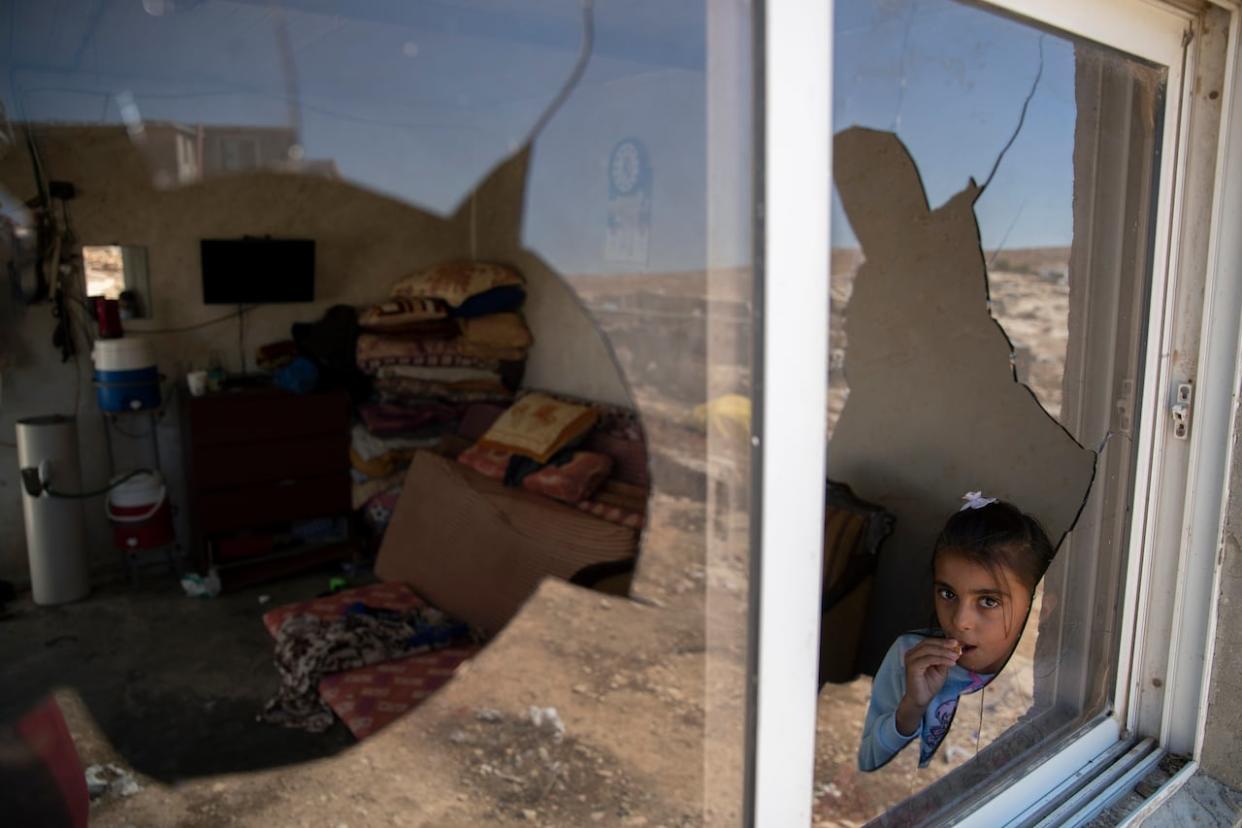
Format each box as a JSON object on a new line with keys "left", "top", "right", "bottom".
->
{"left": 959, "top": 491, "right": 998, "bottom": 511}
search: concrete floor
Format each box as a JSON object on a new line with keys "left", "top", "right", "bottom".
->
{"left": 1141, "top": 772, "right": 1242, "bottom": 828}
{"left": 1, "top": 567, "right": 355, "bottom": 782}
{"left": 1, "top": 556, "right": 722, "bottom": 827}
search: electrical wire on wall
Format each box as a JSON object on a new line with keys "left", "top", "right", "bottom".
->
{"left": 128, "top": 304, "right": 257, "bottom": 335}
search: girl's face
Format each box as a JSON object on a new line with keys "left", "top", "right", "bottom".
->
{"left": 933, "top": 549, "right": 1033, "bottom": 675}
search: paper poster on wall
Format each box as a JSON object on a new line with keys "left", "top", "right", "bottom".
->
{"left": 604, "top": 138, "right": 651, "bottom": 265}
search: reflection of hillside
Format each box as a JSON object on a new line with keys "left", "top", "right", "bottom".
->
{"left": 569, "top": 268, "right": 752, "bottom": 432}
{"left": 568, "top": 268, "right": 753, "bottom": 596}
{"left": 829, "top": 247, "right": 1071, "bottom": 434}
{"left": 572, "top": 248, "right": 1071, "bottom": 465}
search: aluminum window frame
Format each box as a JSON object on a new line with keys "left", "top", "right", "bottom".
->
{"left": 750, "top": 0, "right": 1238, "bottom": 823}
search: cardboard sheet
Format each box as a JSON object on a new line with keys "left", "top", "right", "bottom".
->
{"left": 375, "top": 451, "right": 638, "bottom": 635}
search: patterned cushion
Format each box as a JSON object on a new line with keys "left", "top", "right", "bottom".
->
{"left": 261, "top": 582, "right": 424, "bottom": 639}
{"left": 375, "top": 365, "right": 503, "bottom": 383}
{"left": 456, "top": 443, "right": 513, "bottom": 480}
{"left": 390, "top": 261, "right": 524, "bottom": 308}
{"left": 522, "top": 451, "right": 613, "bottom": 503}
{"left": 374, "top": 375, "right": 515, "bottom": 404}
{"left": 477, "top": 392, "right": 599, "bottom": 464}
{"left": 358, "top": 297, "right": 453, "bottom": 332}
{"left": 318, "top": 645, "right": 479, "bottom": 740}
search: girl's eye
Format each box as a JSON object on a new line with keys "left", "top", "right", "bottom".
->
{"left": 936, "top": 587, "right": 956, "bottom": 601}
{"left": 980, "top": 596, "right": 1001, "bottom": 610}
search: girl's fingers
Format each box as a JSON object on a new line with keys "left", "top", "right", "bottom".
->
{"left": 908, "top": 638, "right": 962, "bottom": 658}
{"left": 904, "top": 646, "right": 959, "bottom": 671}
{"left": 906, "top": 653, "right": 958, "bottom": 674}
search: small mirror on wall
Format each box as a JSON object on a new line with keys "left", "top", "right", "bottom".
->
{"left": 83, "top": 245, "right": 152, "bottom": 319}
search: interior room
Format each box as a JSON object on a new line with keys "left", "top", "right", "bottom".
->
{"left": 5, "top": 1, "right": 1242, "bottom": 827}
{"left": 1, "top": 2, "right": 757, "bottom": 825}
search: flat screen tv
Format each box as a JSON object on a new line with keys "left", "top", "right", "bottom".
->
{"left": 200, "top": 237, "right": 315, "bottom": 304}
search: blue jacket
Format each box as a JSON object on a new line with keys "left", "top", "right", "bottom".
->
{"left": 858, "top": 632, "right": 993, "bottom": 771}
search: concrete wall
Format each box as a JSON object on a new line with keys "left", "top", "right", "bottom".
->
{"left": 1200, "top": 406, "right": 1242, "bottom": 788}
{"left": 0, "top": 124, "right": 628, "bottom": 584}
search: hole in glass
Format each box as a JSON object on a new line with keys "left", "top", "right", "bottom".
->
{"left": 818, "top": 1, "right": 1165, "bottom": 820}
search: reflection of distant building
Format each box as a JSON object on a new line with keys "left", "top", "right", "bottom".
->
{"left": 135, "top": 122, "right": 340, "bottom": 185}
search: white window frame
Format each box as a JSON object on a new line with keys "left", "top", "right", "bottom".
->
{"left": 752, "top": 0, "right": 1242, "bottom": 824}
{"left": 751, "top": 1, "right": 831, "bottom": 825}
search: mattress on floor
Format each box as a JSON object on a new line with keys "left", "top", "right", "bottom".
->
{"left": 263, "top": 581, "right": 477, "bottom": 739}
{"left": 261, "top": 581, "right": 424, "bottom": 638}
{"left": 318, "top": 644, "right": 479, "bottom": 740}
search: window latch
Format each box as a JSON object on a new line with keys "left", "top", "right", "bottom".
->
{"left": 1171, "top": 382, "right": 1193, "bottom": 440}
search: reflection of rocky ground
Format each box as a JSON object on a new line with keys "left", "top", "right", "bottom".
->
{"left": 571, "top": 269, "right": 755, "bottom": 822}
{"left": 829, "top": 247, "right": 1071, "bottom": 435}
{"left": 987, "top": 253, "right": 1071, "bottom": 421}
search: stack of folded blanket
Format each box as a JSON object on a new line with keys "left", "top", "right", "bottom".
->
{"left": 352, "top": 261, "right": 535, "bottom": 533}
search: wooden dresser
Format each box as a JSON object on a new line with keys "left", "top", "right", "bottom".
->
{"left": 182, "top": 387, "right": 353, "bottom": 587}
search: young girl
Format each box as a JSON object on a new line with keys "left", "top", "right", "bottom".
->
{"left": 857, "top": 492, "right": 1054, "bottom": 772}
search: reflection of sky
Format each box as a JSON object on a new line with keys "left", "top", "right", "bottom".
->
{"left": 2, "top": 1, "right": 610, "bottom": 212}
{"left": 0, "top": 1, "right": 1150, "bottom": 274}
{"left": 834, "top": 0, "right": 1079, "bottom": 251}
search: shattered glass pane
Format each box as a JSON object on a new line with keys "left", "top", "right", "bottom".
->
{"left": 820, "top": 0, "right": 1166, "bottom": 823}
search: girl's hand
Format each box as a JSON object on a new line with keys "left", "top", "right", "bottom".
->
{"left": 895, "top": 638, "right": 961, "bottom": 736}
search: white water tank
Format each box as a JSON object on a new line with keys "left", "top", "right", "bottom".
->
{"left": 16, "top": 415, "right": 89, "bottom": 605}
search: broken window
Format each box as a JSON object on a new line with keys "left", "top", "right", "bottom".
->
{"left": 1, "top": 2, "right": 756, "bottom": 825}
{"left": 819, "top": 0, "right": 1166, "bottom": 822}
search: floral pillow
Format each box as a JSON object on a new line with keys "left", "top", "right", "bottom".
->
{"left": 522, "top": 452, "right": 613, "bottom": 504}
{"left": 456, "top": 443, "right": 513, "bottom": 481}
{"left": 476, "top": 392, "right": 599, "bottom": 464}
{"left": 391, "top": 261, "right": 524, "bottom": 308}
{"left": 358, "top": 297, "right": 452, "bottom": 332}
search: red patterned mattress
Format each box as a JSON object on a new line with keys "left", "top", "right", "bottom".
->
{"left": 263, "top": 582, "right": 479, "bottom": 740}
{"left": 318, "top": 646, "right": 477, "bottom": 739}
{"left": 262, "top": 581, "right": 424, "bottom": 638}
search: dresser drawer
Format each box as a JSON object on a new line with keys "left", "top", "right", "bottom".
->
{"left": 188, "top": 390, "right": 349, "bottom": 447}
{"left": 197, "top": 473, "right": 350, "bottom": 534}
{"left": 192, "top": 436, "right": 348, "bottom": 491}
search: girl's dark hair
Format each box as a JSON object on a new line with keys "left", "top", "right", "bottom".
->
{"left": 932, "top": 500, "right": 1054, "bottom": 595}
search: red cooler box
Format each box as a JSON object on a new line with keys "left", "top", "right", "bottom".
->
{"left": 108, "top": 471, "right": 175, "bottom": 551}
